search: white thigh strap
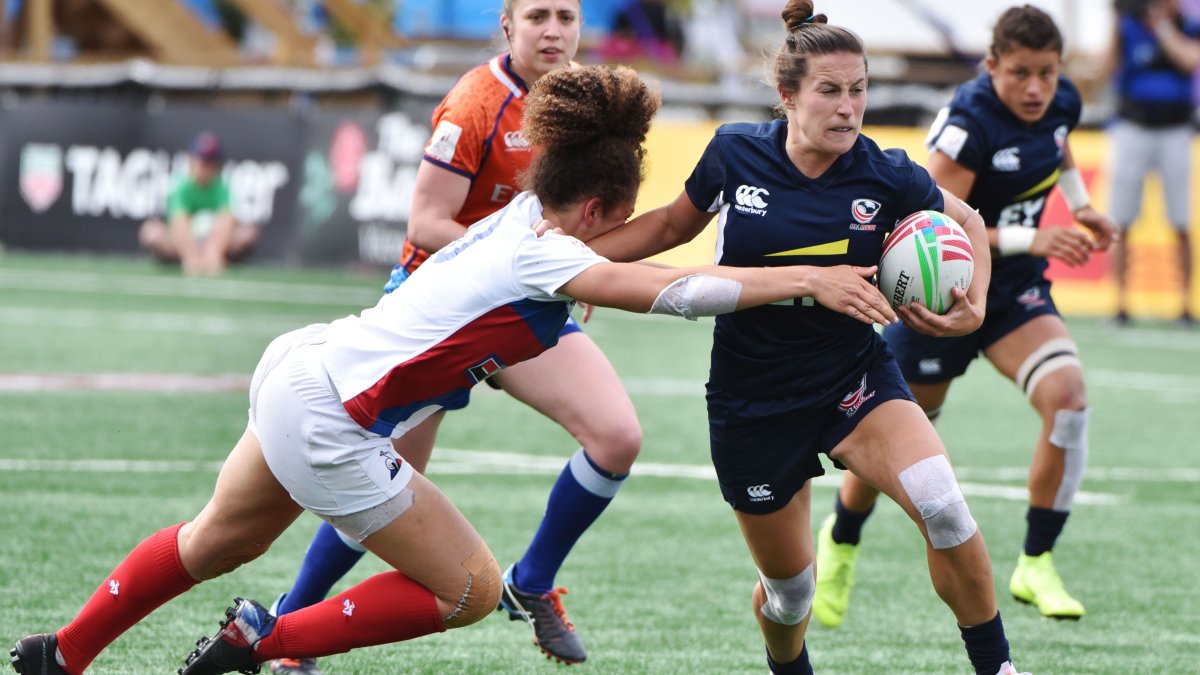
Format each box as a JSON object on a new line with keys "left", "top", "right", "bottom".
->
{"left": 1016, "top": 337, "right": 1079, "bottom": 398}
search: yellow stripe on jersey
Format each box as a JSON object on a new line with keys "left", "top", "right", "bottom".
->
{"left": 1011, "top": 169, "right": 1060, "bottom": 203}
{"left": 765, "top": 239, "right": 850, "bottom": 257}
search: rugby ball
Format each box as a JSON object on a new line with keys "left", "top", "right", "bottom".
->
{"left": 879, "top": 210, "right": 974, "bottom": 314}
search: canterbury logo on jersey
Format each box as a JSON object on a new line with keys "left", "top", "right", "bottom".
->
{"left": 992, "top": 147, "right": 1021, "bottom": 172}
{"left": 734, "top": 184, "right": 769, "bottom": 216}
{"left": 503, "top": 130, "right": 530, "bottom": 149}
{"left": 746, "top": 484, "right": 773, "bottom": 501}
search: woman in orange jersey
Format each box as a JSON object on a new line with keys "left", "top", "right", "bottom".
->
{"left": 268, "top": 2, "right": 628, "bottom": 671}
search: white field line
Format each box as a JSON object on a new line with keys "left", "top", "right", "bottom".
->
{"left": 6, "top": 369, "right": 1199, "bottom": 402}
{"left": 0, "top": 268, "right": 380, "bottom": 307}
{"left": 0, "top": 449, "right": 1160, "bottom": 505}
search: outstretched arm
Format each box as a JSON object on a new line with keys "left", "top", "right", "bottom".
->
{"left": 559, "top": 261, "right": 897, "bottom": 326}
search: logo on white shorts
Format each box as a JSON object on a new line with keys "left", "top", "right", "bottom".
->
{"left": 734, "top": 185, "right": 769, "bottom": 216}
{"left": 380, "top": 449, "right": 403, "bottom": 480}
{"left": 747, "top": 484, "right": 774, "bottom": 502}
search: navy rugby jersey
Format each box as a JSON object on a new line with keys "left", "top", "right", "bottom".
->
{"left": 685, "top": 119, "right": 943, "bottom": 411}
{"left": 928, "top": 72, "right": 1081, "bottom": 281}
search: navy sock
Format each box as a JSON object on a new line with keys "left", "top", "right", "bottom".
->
{"left": 513, "top": 449, "right": 626, "bottom": 594}
{"left": 959, "top": 611, "right": 1010, "bottom": 675}
{"left": 830, "top": 492, "right": 874, "bottom": 545}
{"left": 767, "top": 643, "right": 813, "bottom": 675}
{"left": 1023, "top": 506, "right": 1069, "bottom": 557}
{"left": 275, "top": 522, "right": 366, "bottom": 616}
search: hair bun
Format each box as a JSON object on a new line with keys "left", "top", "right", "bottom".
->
{"left": 781, "top": 0, "right": 827, "bottom": 32}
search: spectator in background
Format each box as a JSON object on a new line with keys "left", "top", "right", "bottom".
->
{"left": 598, "top": 0, "right": 684, "bottom": 65}
{"left": 1108, "top": 0, "right": 1200, "bottom": 325}
{"left": 138, "top": 132, "right": 258, "bottom": 276}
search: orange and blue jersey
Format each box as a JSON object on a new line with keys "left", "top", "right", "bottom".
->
{"left": 399, "top": 54, "right": 533, "bottom": 273}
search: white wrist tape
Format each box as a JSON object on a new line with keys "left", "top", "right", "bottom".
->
{"left": 648, "top": 274, "right": 742, "bottom": 320}
{"left": 1059, "top": 168, "right": 1090, "bottom": 213}
{"left": 997, "top": 226, "right": 1036, "bottom": 256}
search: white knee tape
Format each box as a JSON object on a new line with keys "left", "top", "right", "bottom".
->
{"left": 333, "top": 524, "right": 368, "bottom": 552}
{"left": 1048, "top": 407, "right": 1089, "bottom": 511}
{"left": 898, "top": 455, "right": 978, "bottom": 550}
{"left": 758, "top": 563, "right": 814, "bottom": 626}
{"left": 1016, "top": 338, "right": 1080, "bottom": 399}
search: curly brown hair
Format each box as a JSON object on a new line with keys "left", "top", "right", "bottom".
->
{"left": 520, "top": 65, "right": 660, "bottom": 212}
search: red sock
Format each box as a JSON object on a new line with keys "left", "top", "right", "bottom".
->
{"left": 254, "top": 571, "right": 445, "bottom": 661}
{"left": 56, "top": 523, "right": 198, "bottom": 674}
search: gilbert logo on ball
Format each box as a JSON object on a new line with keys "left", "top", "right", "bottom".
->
{"left": 879, "top": 211, "right": 974, "bottom": 314}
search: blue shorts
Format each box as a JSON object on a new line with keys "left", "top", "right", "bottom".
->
{"left": 708, "top": 350, "right": 914, "bottom": 514}
{"left": 383, "top": 264, "right": 582, "bottom": 404}
{"left": 885, "top": 275, "right": 1060, "bottom": 384}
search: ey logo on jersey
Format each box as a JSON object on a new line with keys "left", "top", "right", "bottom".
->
{"left": 837, "top": 374, "right": 876, "bottom": 418}
{"left": 850, "top": 198, "right": 881, "bottom": 231}
{"left": 734, "top": 185, "right": 769, "bottom": 216}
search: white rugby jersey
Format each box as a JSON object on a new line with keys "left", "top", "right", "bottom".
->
{"left": 321, "top": 191, "right": 607, "bottom": 437}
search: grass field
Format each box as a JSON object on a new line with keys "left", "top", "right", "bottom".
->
{"left": 1, "top": 252, "right": 1198, "bottom": 674}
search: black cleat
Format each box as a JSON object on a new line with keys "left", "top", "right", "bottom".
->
{"left": 498, "top": 564, "right": 587, "bottom": 664}
{"left": 180, "top": 597, "right": 275, "bottom": 675}
{"left": 10, "top": 633, "right": 68, "bottom": 675}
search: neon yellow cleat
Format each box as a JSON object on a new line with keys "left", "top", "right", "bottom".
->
{"left": 1009, "top": 551, "right": 1085, "bottom": 620}
{"left": 812, "top": 514, "right": 862, "bottom": 628}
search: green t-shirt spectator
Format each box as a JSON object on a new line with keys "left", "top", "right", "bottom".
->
{"left": 166, "top": 175, "right": 231, "bottom": 238}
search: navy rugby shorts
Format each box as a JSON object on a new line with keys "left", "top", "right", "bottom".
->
{"left": 708, "top": 350, "right": 915, "bottom": 514}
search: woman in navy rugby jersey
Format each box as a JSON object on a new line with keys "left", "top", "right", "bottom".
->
{"left": 586, "top": 2, "right": 1025, "bottom": 673}
{"left": 814, "top": 5, "right": 1116, "bottom": 630}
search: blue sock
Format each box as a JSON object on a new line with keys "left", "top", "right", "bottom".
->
{"left": 959, "top": 611, "right": 1010, "bottom": 675}
{"left": 513, "top": 449, "right": 626, "bottom": 594}
{"left": 1023, "top": 506, "right": 1069, "bottom": 556}
{"left": 830, "top": 492, "right": 874, "bottom": 545}
{"left": 767, "top": 643, "right": 813, "bottom": 674}
{"left": 275, "top": 522, "right": 367, "bottom": 616}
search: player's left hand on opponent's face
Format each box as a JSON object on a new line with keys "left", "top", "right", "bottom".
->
{"left": 1072, "top": 206, "right": 1117, "bottom": 251}
{"left": 898, "top": 286, "right": 983, "bottom": 337}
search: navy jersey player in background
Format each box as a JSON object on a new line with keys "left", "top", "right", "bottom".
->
{"left": 813, "top": 5, "right": 1116, "bottom": 630}
{"left": 587, "top": 2, "right": 1031, "bottom": 674}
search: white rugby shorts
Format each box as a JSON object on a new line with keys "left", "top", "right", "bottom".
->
{"left": 248, "top": 324, "right": 415, "bottom": 517}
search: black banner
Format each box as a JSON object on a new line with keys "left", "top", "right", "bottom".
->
{"left": 0, "top": 96, "right": 440, "bottom": 266}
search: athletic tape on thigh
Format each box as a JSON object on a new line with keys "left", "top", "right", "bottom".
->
{"left": 1016, "top": 337, "right": 1080, "bottom": 398}
{"left": 333, "top": 525, "right": 368, "bottom": 553}
{"left": 649, "top": 274, "right": 742, "bottom": 320}
{"left": 898, "top": 455, "right": 977, "bottom": 550}
{"left": 1048, "top": 408, "right": 1089, "bottom": 512}
{"left": 319, "top": 487, "right": 415, "bottom": 542}
{"left": 758, "top": 563, "right": 814, "bottom": 626}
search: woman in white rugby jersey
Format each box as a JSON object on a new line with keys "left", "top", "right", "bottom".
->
{"left": 8, "top": 65, "right": 895, "bottom": 675}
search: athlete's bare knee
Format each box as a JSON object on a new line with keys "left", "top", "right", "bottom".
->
{"left": 584, "top": 422, "right": 642, "bottom": 473}
{"left": 442, "top": 542, "right": 502, "bottom": 628}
